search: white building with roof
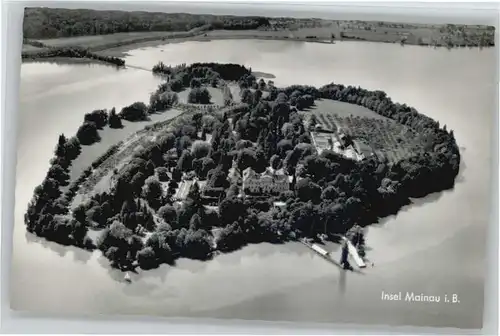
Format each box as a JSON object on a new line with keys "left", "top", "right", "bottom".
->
{"left": 242, "top": 167, "right": 290, "bottom": 195}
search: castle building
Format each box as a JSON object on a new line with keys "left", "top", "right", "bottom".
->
{"left": 242, "top": 167, "right": 290, "bottom": 195}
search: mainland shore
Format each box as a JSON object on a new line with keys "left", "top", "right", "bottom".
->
{"left": 22, "top": 22, "right": 495, "bottom": 62}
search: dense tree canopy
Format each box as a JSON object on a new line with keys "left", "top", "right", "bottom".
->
{"left": 76, "top": 122, "right": 100, "bottom": 145}
{"left": 120, "top": 102, "right": 148, "bottom": 121}
{"left": 23, "top": 7, "right": 270, "bottom": 39}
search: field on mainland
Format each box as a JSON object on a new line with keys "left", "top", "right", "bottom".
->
{"left": 21, "top": 44, "right": 46, "bottom": 52}
{"left": 33, "top": 30, "right": 204, "bottom": 50}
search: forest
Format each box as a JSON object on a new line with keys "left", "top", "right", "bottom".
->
{"left": 21, "top": 44, "right": 125, "bottom": 66}
{"left": 24, "top": 62, "right": 460, "bottom": 272}
{"left": 23, "top": 7, "right": 271, "bottom": 39}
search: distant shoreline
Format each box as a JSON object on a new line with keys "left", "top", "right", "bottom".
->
{"left": 22, "top": 24, "right": 494, "bottom": 62}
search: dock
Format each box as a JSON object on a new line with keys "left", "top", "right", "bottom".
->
{"left": 299, "top": 239, "right": 343, "bottom": 269}
{"left": 340, "top": 236, "right": 366, "bottom": 268}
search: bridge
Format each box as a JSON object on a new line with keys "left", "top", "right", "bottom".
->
{"left": 125, "top": 64, "right": 153, "bottom": 72}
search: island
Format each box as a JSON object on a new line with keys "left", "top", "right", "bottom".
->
{"left": 21, "top": 8, "right": 495, "bottom": 66}
{"left": 24, "top": 61, "right": 460, "bottom": 272}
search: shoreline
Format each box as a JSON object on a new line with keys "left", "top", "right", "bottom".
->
{"left": 21, "top": 56, "right": 119, "bottom": 67}
{"left": 22, "top": 29, "right": 494, "bottom": 62}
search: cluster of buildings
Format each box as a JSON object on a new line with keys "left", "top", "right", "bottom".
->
{"left": 310, "top": 122, "right": 375, "bottom": 162}
{"left": 242, "top": 167, "right": 291, "bottom": 195}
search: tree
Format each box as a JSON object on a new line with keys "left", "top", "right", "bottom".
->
{"left": 120, "top": 199, "right": 138, "bottom": 230}
{"left": 189, "top": 213, "right": 202, "bottom": 230}
{"left": 217, "top": 222, "right": 246, "bottom": 252}
{"left": 158, "top": 133, "right": 176, "bottom": 152}
{"left": 55, "top": 134, "right": 67, "bottom": 157}
{"left": 321, "top": 185, "right": 341, "bottom": 201}
{"left": 46, "top": 164, "right": 69, "bottom": 185}
{"left": 142, "top": 176, "right": 163, "bottom": 210}
{"left": 281, "top": 122, "right": 294, "bottom": 138}
{"left": 136, "top": 246, "right": 158, "bottom": 270}
{"left": 181, "top": 124, "right": 197, "bottom": 138}
{"left": 191, "top": 140, "right": 211, "bottom": 159}
{"left": 130, "top": 172, "right": 146, "bottom": 196}
{"left": 177, "top": 135, "right": 192, "bottom": 156}
{"left": 219, "top": 197, "right": 245, "bottom": 225}
{"left": 295, "top": 178, "right": 322, "bottom": 203}
{"left": 84, "top": 109, "right": 108, "bottom": 129}
{"left": 277, "top": 139, "right": 293, "bottom": 157}
{"left": 187, "top": 182, "right": 201, "bottom": 205}
{"left": 182, "top": 229, "right": 212, "bottom": 260}
{"left": 270, "top": 154, "right": 281, "bottom": 170}
{"left": 70, "top": 219, "right": 88, "bottom": 245}
{"left": 120, "top": 102, "right": 148, "bottom": 121}
{"left": 211, "top": 77, "right": 218, "bottom": 88}
{"left": 188, "top": 87, "right": 212, "bottom": 104}
{"left": 149, "top": 91, "right": 178, "bottom": 112}
{"left": 307, "top": 115, "right": 318, "bottom": 131}
{"left": 236, "top": 148, "right": 257, "bottom": 172}
{"left": 252, "top": 89, "right": 263, "bottom": 105}
{"left": 258, "top": 78, "right": 266, "bottom": 90}
{"left": 156, "top": 167, "right": 169, "bottom": 181}
{"left": 190, "top": 78, "right": 202, "bottom": 88}
{"left": 76, "top": 122, "right": 100, "bottom": 145}
{"left": 108, "top": 107, "right": 123, "bottom": 128}
{"left": 200, "top": 157, "right": 216, "bottom": 179}
{"left": 65, "top": 137, "right": 82, "bottom": 160}
{"left": 240, "top": 88, "right": 253, "bottom": 104}
{"left": 40, "top": 177, "right": 62, "bottom": 200}
{"left": 145, "top": 232, "right": 173, "bottom": 263}
{"left": 303, "top": 155, "right": 330, "bottom": 182}
{"left": 145, "top": 160, "right": 156, "bottom": 177}
{"left": 171, "top": 167, "right": 182, "bottom": 182}
{"left": 177, "top": 150, "right": 193, "bottom": 172}
{"left": 158, "top": 204, "right": 177, "bottom": 226}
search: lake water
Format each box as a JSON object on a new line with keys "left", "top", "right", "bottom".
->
{"left": 10, "top": 40, "right": 496, "bottom": 329}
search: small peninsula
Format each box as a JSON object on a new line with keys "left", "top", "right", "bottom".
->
{"left": 24, "top": 61, "right": 460, "bottom": 272}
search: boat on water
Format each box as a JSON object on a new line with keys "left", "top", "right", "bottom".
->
{"left": 124, "top": 272, "right": 132, "bottom": 283}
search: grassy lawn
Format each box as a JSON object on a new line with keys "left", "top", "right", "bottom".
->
{"left": 22, "top": 44, "right": 46, "bottom": 52}
{"left": 309, "top": 99, "right": 387, "bottom": 120}
{"left": 207, "top": 87, "right": 224, "bottom": 105}
{"left": 228, "top": 84, "right": 241, "bottom": 104}
{"left": 177, "top": 89, "right": 191, "bottom": 104}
